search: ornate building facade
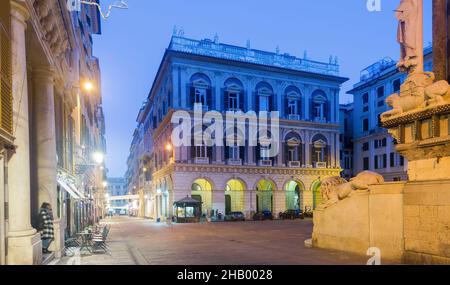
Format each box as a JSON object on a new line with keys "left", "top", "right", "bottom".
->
{"left": 0, "top": 0, "right": 106, "bottom": 265}
{"left": 128, "top": 34, "right": 347, "bottom": 221}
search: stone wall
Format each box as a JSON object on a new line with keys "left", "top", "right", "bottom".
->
{"left": 312, "top": 182, "right": 406, "bottom": 262}
{"left": 403, "top": 180, "right": 450, "bottom": 264}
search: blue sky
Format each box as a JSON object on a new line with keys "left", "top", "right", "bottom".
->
{"left": 93, "top": 0, "right": 433, "bottom": 177}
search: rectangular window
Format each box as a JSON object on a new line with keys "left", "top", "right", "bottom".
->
{"left": 400, "top": 156, "right": 405, "bottom": 166}
{"left": 363, "top": 142, "right": 369, "bottom": 151}
{"left": 393, "top": 79, "right": 401, "bottom": 93}
{"left": 228, "top": 92, "right": 239, "bottom": 110}
{"left": 363, "top": 93, "right": 369, "bottom": 104}
{"left": 288, "top": 99, "right": 297, "bottom": 115}
{"left": 390, "top": 152, "right": 395, "bottom": 167}
{"left": 363, "top": 106, "right": 369, "bottom": 113}
{"left": 383, "top": 154, "right": 387, "bottom": 169}
{"left": 382, "top": 138, "right": 387, "bottom": 147}
{"left": 363, "top": 119, "right": 369, "bottom": 132}
{"left": 259, "top": 96, "right": 269, "bottom": 112}
{"left": 195, "top": 88, "right": 207, "bottom": 105}
{"left": 363, "top": 157, "right": 370, "bottom": 170}
{"left": 377, "top": 100, "right": 384, "bottom": 107}
{"left": 374, "top": 155, "right": 379, "bottom": 169}
{"left": 374, "top": 140, "right": 379, "bottom": 149}
{"left": 377, "top": 86, "right": 385, "bottom": 98}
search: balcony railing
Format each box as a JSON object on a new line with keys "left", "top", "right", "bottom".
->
{"left": 315, "top": 162, "right": 327, "bottom": 169}
{"left": 194, "top": 157, "right": 209, "bottom": 164}
{"left": 288, "top": 161, "right": 301, "bottom": 168}
{"left": 259, "top": 160, "right": 273, "bottom": 167}
{"left": 169, "top": 36, "right": 340, "bottom": 76}
{"left": 227, "top": 159, "right": 243, "bottom": 166}
{"left": 314, "top": 117, "right": 327, "bottom": 123}
{"left": 288, "top": 114, "right": 300, "bottom": 121}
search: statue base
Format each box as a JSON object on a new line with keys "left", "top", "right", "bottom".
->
{"left": 311, "top": 97, "right": 450, "bottom": 264}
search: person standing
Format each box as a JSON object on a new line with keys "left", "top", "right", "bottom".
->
{"left": 38, "top": 203, "right": 54, "bottom": 254}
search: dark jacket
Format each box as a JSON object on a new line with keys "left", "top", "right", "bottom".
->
{"left": 39, "top": 208, "right": 54, "bottom": 240}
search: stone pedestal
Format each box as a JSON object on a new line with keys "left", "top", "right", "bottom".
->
{"left": 312, "top": 182, "right": 406, "bottom": 262}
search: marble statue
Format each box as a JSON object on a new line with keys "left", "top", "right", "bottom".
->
{"left": 318, "top": 171, "right": 385, "bottom": 209}
{"left": 396, "top": 0, "right": 419, "bottom": 72}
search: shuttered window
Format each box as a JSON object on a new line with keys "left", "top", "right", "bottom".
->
{"left": 0, "top": 0, "right": 13, "bottom": 135}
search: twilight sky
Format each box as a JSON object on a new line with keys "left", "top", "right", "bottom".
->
{"left": 93, "top": 0, "right": 433, "bottom": 178}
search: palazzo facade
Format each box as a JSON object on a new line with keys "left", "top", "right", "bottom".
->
{"left": 128, "top": 34, "right": 348, "bottom": 220}
{"left": 0, "top": 0, "right": 106, "bottom": 265}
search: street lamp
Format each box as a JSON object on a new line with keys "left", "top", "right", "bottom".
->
{"left": 92, "top": 152, "right": 105, "bottom": 165}
{"left": 102, "top": 181, "right": 108, "bottom": 188}
{"left": 82, "top": 80, "right": 94, "bottom": 93}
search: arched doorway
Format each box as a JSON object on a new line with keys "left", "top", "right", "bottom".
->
{"left": 311, "top": 180, "right": 322, "bottom": 209}
{"left": 256, "top": 179, "right": 275, "bottom": 213}
{"left": 285, "top": 180, "right": 303, "bottom": 211}
{"left": 225, "top": 179, "right": 245, "bottom": 215}
{"left": 191, "top": 178, "right": 213, "bottom": 215}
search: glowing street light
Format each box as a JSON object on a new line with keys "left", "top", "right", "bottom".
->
{"left": 165, "top": 143, "right": 173, "bottom": 152}
{"left": 102, "top": 181, "right": 108, "bottom": 188}
{"left": 92, "top": 152, "right": 104, "bottom": 164}
{"left": 83, "top": 80, "right": 94, "bottom": 93}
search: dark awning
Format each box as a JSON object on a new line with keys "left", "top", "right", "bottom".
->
{"left": 174, "top": 196, "right": 202, "bottom": 206}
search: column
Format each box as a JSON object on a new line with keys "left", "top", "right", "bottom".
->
{"left": 433, "top": 0, "right": 449, "bottom": 81}
{"left": 272, "top": 190, "right": 286, "bottom": 218}
{"left": 32, "top": 67, "right": 63, "bottom": 256}
{"left": 244, "top": 190, "right": 256, "bottom": 219}
{"left": 7, "top": 0, "right": 42, "bottom": 265}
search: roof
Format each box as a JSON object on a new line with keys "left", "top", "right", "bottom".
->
{"left": 168, "top": 35, "right": 340, "bottom": 76}
{"left": 174, "top": 196, "right": 202, "bottom": 206}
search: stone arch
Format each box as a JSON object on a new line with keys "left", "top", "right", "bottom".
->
{"left": 311, "top": 179, "right": 322, "bottom": 210}
{"left": 254, "top": 178, "right": 277, "bottom": 213}
{"left": 191, "top": 178, "right": 214, "bottom": 215}
{"left": 283, "top": 179, "right": 305, "bottom": 211}
{"left": 224, "top": 178, "right": 246, "bottom": 214}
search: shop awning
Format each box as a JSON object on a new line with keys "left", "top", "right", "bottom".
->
{"left": 68, "top": 183, "right": 86, "bottom": 199}
{"left": 58, "top": 179, "right": 80, "bottom": 200}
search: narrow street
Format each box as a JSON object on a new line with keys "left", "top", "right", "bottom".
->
{"left": 56, "top": 217, "right": 369, "bottom": 265}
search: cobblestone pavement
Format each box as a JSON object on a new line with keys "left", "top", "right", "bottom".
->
{"left": 55, "top": 217, "right": 370, "bottom": 265}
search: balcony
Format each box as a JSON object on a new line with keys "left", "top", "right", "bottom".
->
{"left": 194, "top": 157, "right": 209, "bottom": 164}
{"left": 259, "top": 160, "right": 273, "bottom": 167}
{"left": 315, "top": 162, "right": 328, "bottom": 169}
{"left": 314, "top": 117, "right": 327, "bottom": 123}
{"left": 227, "top": 159, "right": 242, "bottom": 166}
{"left": 288, "top": 161, "right": 301, "bottom": 168}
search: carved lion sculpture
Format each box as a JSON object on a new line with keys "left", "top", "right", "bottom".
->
{"left": 319, "top": 171, "right": 385, "bottom": 209}
{"left": 382, "top": 72, "right": 450, "bottom": 120}
{"left": 423, "top": 80, "right": 450, "bottom": 107}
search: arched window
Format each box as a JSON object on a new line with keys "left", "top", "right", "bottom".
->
{"left": 224, "top": 78, "right": 244, "bottom": 111}
{"left": 224, "top": 127, "right": 245, "bottom": 165}
{"left": 284, "top": 132, "right": 303, "bottom": 166}
{"left": 190, "top": 73, "right": 212, "bottom": 110}
{"left": 311, "top": 134, "right": 329, "bottom": 168}
{"left": 284, "top": 86, "right": 302, "bottom": 120}
{"left": 255, "top": 82, "right": 274, "bottom": 112}
{"left": 191, "top": 125, "right": 212, "bottom": 163}
{"left": 311, "top": 90, "right": 328, "bottom": 122}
